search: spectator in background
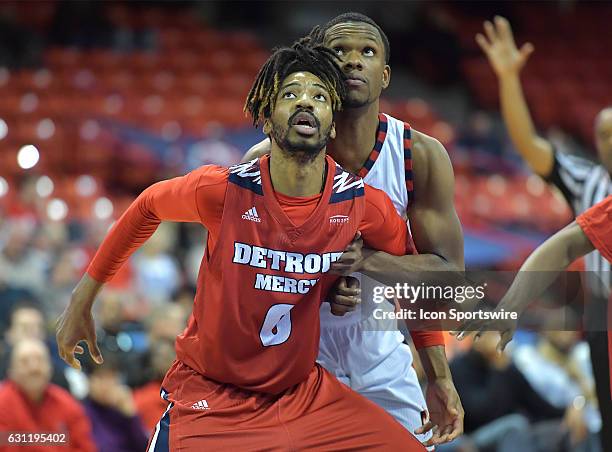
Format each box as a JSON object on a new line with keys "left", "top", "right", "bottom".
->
{"left": 133, "top": 337, "right": 176, "bottom": 431}
{"left": 457, "top": 111, "right": 504, "bottom": 157}
{"left": 81, "top": 353, "right": 149, "bottom": 452}
{"left": 513, "top": 331, "right": 602, "bottom": 451}
{"left": 49, "top": 246, "right": 85, "bottom": 320}
{"left": 132, "top": 223, "right": 181, "bottom": 306}
{"left": 134, "top": 304, "right": 187, "bottom": 430}
{"left": 0, "top": 339, "right": 94, "bottom": 452}
{"left": 0, "top": 302, "right": 69, "bottom": 390}
{"left": 95, "top": 290, "right": 147, "bottom": 387}
{"left": 0, "top": 222, "right": 49, "bottom": 298}
{"left": 145, "top": 303, "right": 188, "bottom": 343}
{"left": 443, "top": 332, "right": 564, "bottom": 452}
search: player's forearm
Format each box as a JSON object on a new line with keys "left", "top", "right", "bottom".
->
{"left": 87, "top": 192, "right": 162, "bottom": 282}
{"left": 499, "top": 74, "right": 553, "bottom": 175}
{"left": 500, "top": 228, "right": 580, "bottom": 314}
{"left": 70, "top": 273, "right": 104, "bottom": 311}
{"left": 361, "top": 251, "right": 463, "bottom": 287}
{"left": 417, "top": 345, "right": 452, "bottom": 381}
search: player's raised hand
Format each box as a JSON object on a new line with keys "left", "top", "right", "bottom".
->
{"left": 56, "top": 274, "right": 104, "bottom": 370}
{"left": 328, "top": 276, "right": 361, "bottom": 316}
{"left": 476, "top": 16, "right": 534, "bottom": 78}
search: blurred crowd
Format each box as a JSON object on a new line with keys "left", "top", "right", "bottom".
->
{"left": 0, "top": 183, "right": 200, "bottom": 451}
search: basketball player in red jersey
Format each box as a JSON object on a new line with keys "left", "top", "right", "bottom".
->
{"left": 56, "top": 43, "right": 426, "bottom": 450}
{"left": 243, "top": 13, "right": 464, "bottom": 447}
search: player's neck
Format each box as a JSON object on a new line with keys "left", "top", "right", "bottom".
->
{"left": 268, "top": 145, "right": 327, "bottom": 197}
{"left": 328, "top": 100, "right": 380, "bottom": 174}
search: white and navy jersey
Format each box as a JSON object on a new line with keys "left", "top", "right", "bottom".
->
{"left": 548, "top": 149, "right": 612, "bottom": 296}
{"left": 320, "top": 113, "right": 414, "bottom": 326}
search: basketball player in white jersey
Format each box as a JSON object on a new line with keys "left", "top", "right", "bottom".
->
{"left": 242, "top": 13, "right": 464, "bottom": 447}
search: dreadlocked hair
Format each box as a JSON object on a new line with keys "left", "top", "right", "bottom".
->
{"left": 307, "top": 12, "right": 390, "bottom": 64}
{"left": 244, "top": 40, "right": 347, "bottom": 126}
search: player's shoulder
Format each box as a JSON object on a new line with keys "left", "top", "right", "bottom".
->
{"left": 554, "top": 148, "right": 597, "bottom": 171}
{"left": 411, "top": 129, "right": 448, "bottom": 160}
{"left": 329, "top": 157, "right": 365, "bottom": 203}
{"left": 227, "top": 157, "right": 264, "bottom": 194}
{"left": 189, "top": 164, "right": 230, "bottom": 186}
{"left": 380, "top": 112, "right": 448, "bottom": 161}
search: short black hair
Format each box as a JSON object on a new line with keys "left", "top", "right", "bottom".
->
{"left": 244, "top": 38, "right": 347, "bottom": 126}
{"left": 308, "top": 12, "right": 390, "bottom": 64}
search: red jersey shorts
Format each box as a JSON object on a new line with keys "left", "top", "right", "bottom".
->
{"left": 147, "top": 360, "right": 425, "bottom": 451}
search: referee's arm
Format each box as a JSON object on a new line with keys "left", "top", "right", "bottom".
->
{"left": 477, "top": 16, "right": 555, "bottom": 177}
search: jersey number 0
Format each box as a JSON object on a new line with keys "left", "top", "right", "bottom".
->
{"left": 259, "top": 304, "right": 294, "bottom": 346}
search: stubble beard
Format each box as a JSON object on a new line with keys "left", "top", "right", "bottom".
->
{"left": 271, "top": 122, "right": 332, "bottom": 164}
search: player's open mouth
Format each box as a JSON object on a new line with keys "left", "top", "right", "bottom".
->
{"left": 290, "top": 111, "right": 318, "bottom": 136}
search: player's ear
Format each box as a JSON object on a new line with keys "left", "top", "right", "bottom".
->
{"left": 329, "top": 122, "right": 336, "bottom": 140}
{"left": 382, "top": 65, "right": 391, "bottom": 90}
{"left": 263, "top": 119, "right": 272, "bottom": 135}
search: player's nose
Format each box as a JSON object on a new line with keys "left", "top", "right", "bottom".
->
{"left": 342, "top": 51, "right": 363, "bottom": 71}
{"left": 295, "top": 93, "right": 314, "bottom": 111}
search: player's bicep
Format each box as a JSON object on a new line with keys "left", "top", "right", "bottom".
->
{"left": 409, "top": 141, "right": 464, "bottom": 269}
{"left": 142, "top": 177, "right": 201, "bottom": 222}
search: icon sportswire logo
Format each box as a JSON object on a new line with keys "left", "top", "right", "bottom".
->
{"left": 329, "top": 214, "right": 349, "bottom": 224}
{"left": 192, "top": 399, "right": 210, "bottom": 410}
{"left": 242, "top": 207, "right": 261, "bottom": 223}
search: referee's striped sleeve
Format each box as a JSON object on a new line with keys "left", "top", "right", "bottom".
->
{"left": 546, "top": 148, "right": 595, "bottom": 206}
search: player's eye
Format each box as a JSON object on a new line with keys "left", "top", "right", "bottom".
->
{"left": 282, "top": 92, "right": 296, "bottom": 99}
{"left": 314, "top": 93, "right": 326, "bottom": 102}
{"left": 333, "top": 46, "right": 344, "bottom": 56}
{"left": 363, "top": 47, "right": 375, "bottom": 57}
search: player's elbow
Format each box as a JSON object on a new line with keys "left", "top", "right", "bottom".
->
{"left": 516, "top": 139, "right": 554, "bottom": 177}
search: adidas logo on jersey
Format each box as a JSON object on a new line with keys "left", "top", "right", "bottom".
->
{"left": 192, "top": 399, "right": 209, "bottom": 410}
{"left": 329, "top": 215, "right": 349, "bottom": 225}
{"left": 242, "top": 207, "right": 261, "bottom": 223}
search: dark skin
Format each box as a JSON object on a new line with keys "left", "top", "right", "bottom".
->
{"left": 243, "top": 21, "right": 464, "bottom": 446}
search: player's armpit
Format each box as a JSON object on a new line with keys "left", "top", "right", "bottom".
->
{"left": 241, "top": 138, "right": 271, "bottom": 163}
{"left": 359, "top": 184, "right": 409, "bottom": 256}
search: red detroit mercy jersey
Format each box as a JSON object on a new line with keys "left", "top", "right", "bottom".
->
{"left": 173, "top": 155, "right": 406, "bottom": 394}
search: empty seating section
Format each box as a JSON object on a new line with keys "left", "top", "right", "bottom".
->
{"left": 0, "top": 4, "right": 572, "bottom": 232}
